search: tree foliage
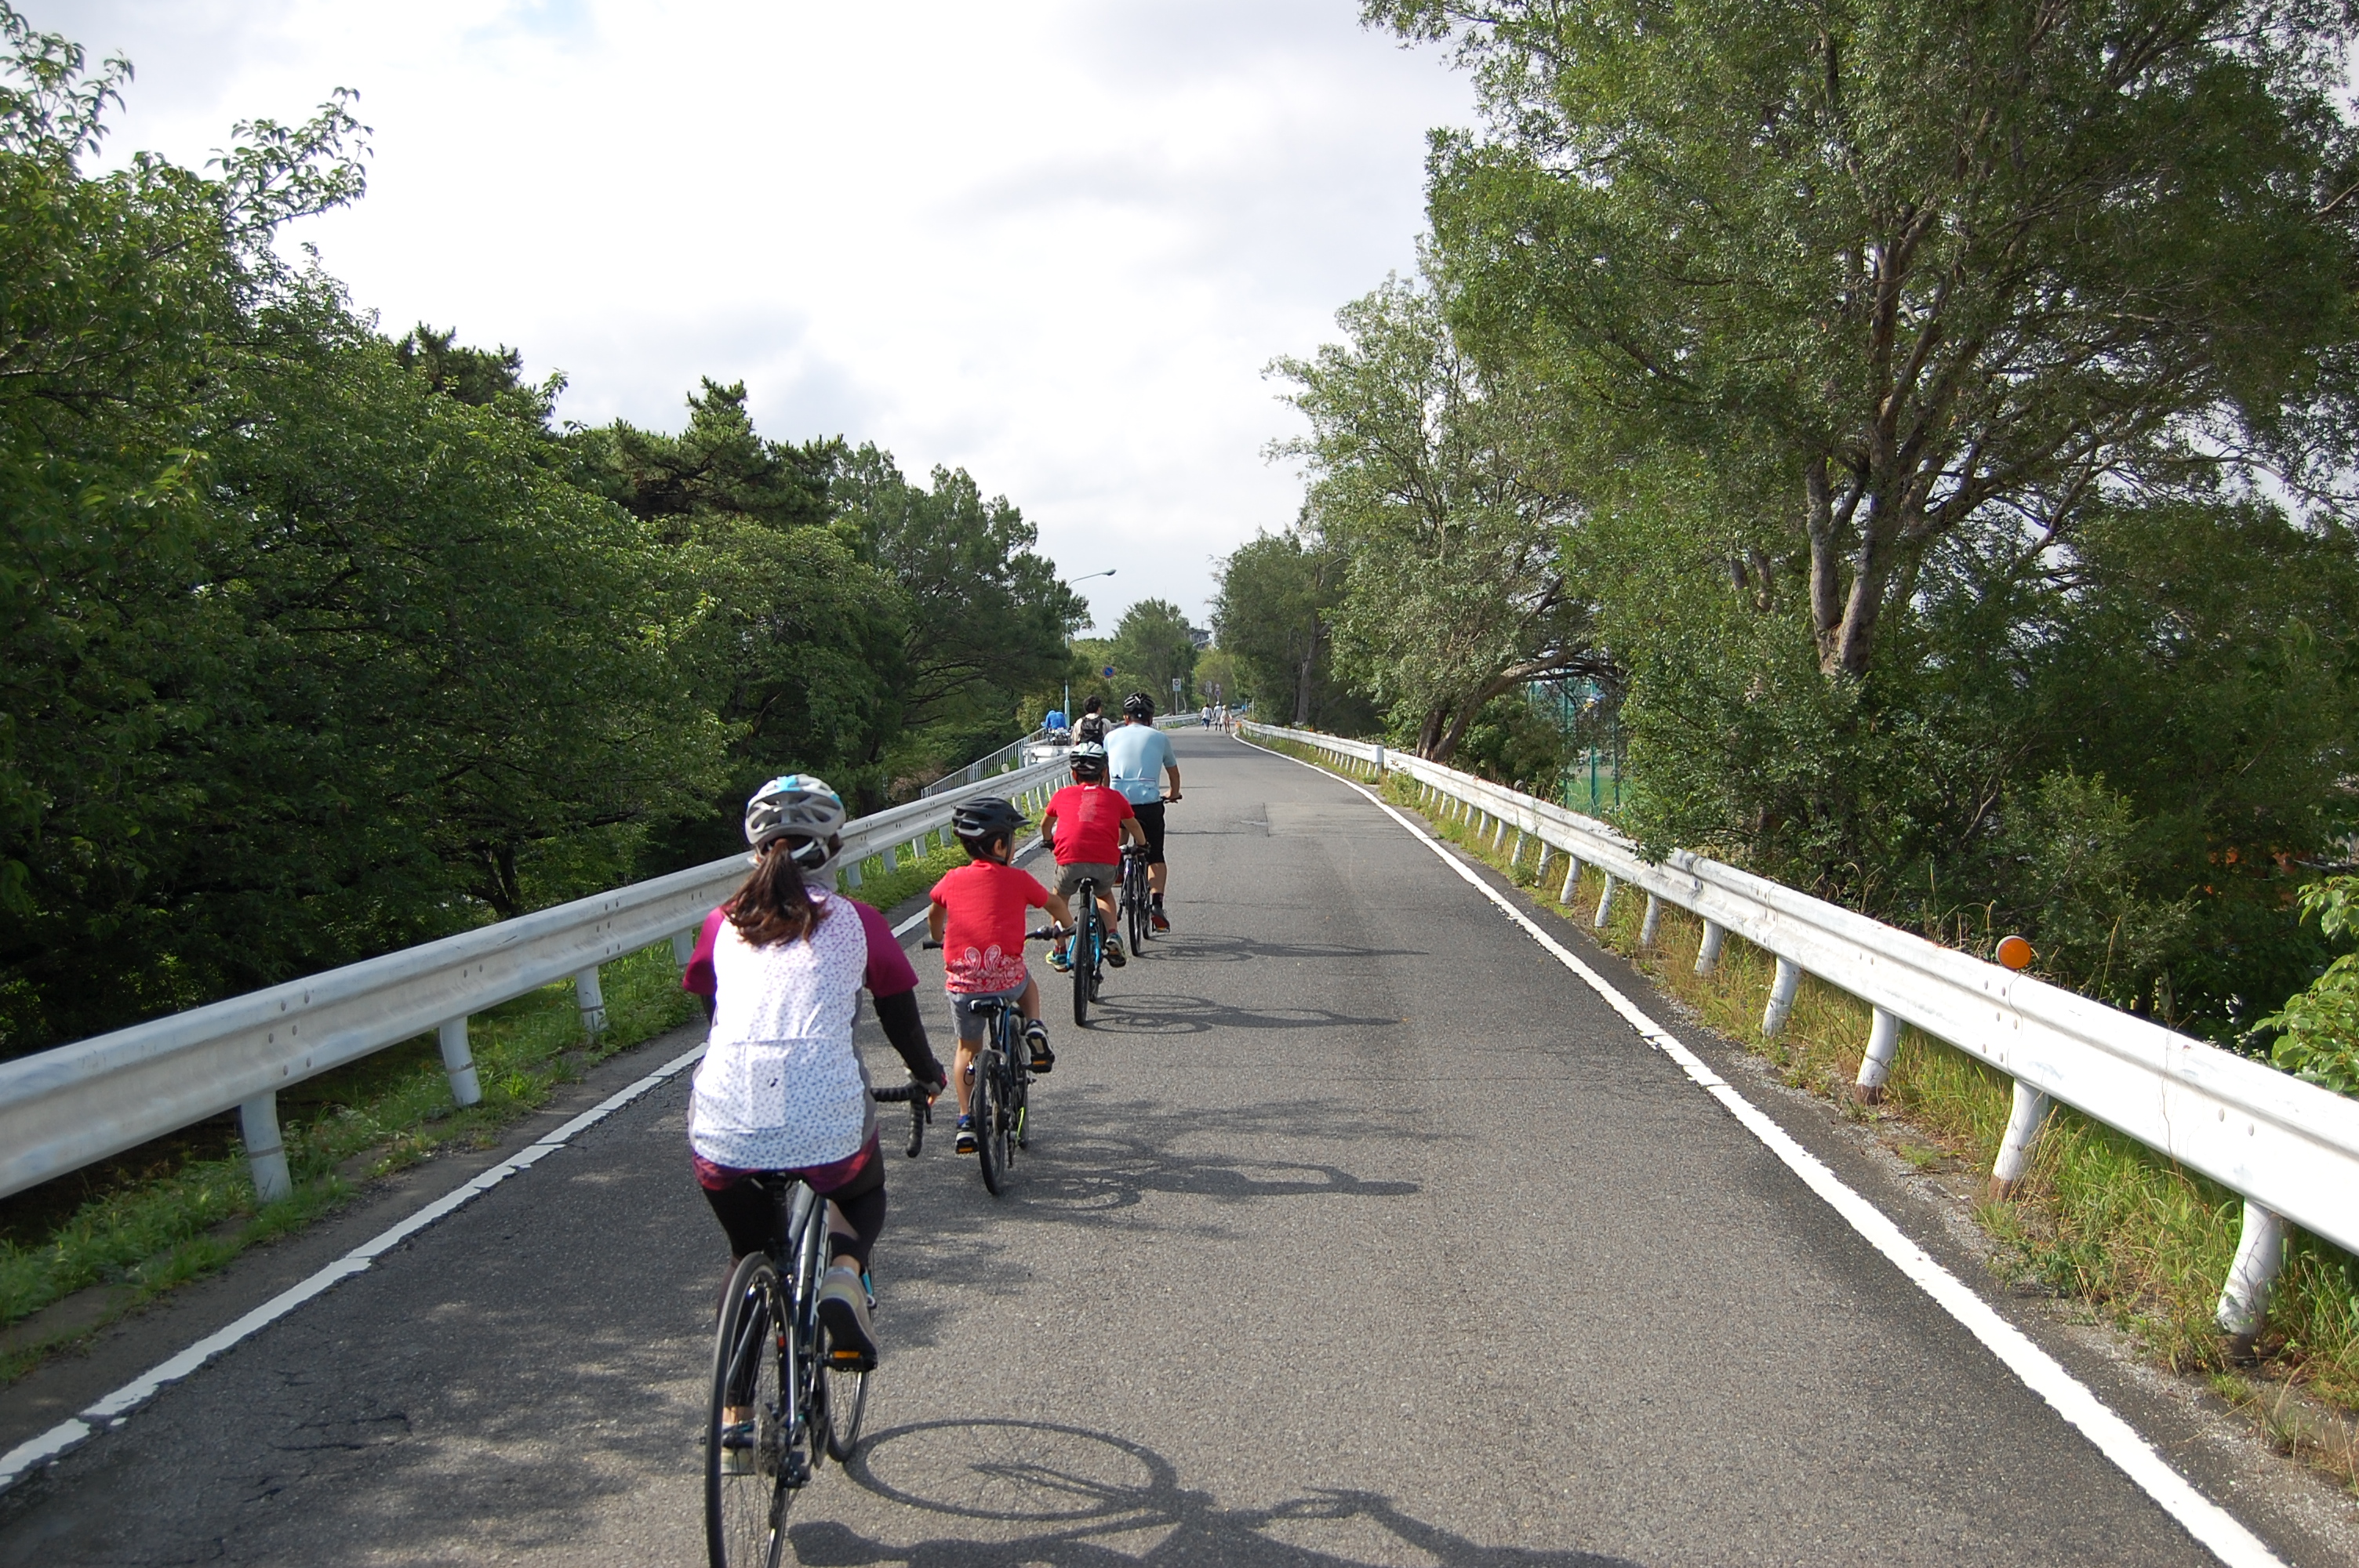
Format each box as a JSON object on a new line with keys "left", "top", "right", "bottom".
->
{"left": 0, "top": 8, "right": 1077, "bottom": 1054}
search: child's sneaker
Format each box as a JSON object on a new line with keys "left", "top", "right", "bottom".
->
{"left": 1103, "top": 935, "right": 1126, "bottom": 967}
{"left": 1150, "top": 902, "right": 1171, "bottom": 933}
{"left": 1046, "top": 944, "right": 1072, "bottom": 972}
{"left": 954, "top": 1115, "right": 977, "bottom": 1154}
{"left": 1025, "top": 1020, "right": 1055, "bottom": 1074}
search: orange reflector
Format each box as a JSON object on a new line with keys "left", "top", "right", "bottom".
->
{"left": 1996, "top": 935, "right": 2035, "bottom": 972}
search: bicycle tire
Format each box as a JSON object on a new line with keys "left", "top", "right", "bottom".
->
{"left": 973, "top": 1047, "right": 1005, "bottom": 1196}
{"left": 707, "top": 1253, "right": 790, "bottom": 1568}
{"left": 996, "top": 1011, "right": 1024, "bottom": 1171}
{"left": 812, "top": 1227, "right": 868, "bottom": 1462}
{"left": 1125, "top": 855, "right": 1148, "bottom": 950}
{"left": 1071, "top": 887, "right": 1096, "bottom": 1028}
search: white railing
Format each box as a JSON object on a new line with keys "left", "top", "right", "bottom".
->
{"left": 918, "top": 729, "right": 1048, "bottom": 797}
{"left": 1242, "top": 722, "right": 2359, "bottom": 1339}
{"left": 0, "top": 760, "right": 1069, "bottom": 1207}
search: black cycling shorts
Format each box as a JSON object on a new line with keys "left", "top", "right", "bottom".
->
{"left": 1130, "top": 801, "right": 1166, "bottom": 866}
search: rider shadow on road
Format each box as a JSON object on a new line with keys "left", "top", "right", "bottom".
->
{"left": 1140, "top": 932, "right": 1423, "bottom": 967}
{"left": 1080, "top": 988, "right": 1403, "bottom": 1038}
{"left": 791, "top": 1416, "right": 1644, "bottom": 1568}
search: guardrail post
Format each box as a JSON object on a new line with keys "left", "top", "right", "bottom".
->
{"left": 1594, "top": 873, "right": 1618, "bottom": 928}
{"left": 1761, "top": 956, "right": 1801, "bottom": 1036}
{"left": 2215, "top": 1202, "right": 2287, "bottom": 1352}
{"left": 1559, "top": 855, "right": 1583, "bottom": 903}
{"left": 1695, "top": 920, "right": 1727, "bottom": 975}
{"left": 1374, "top": 744, "right": 1387, "bottom": 776}
{"left": 574, "top": 965, "right": 608, "bottom": 1033}
{"left": 1507, "top": 829, "right": 1525, "bottom": 868}
{"left": 1989, "top": 1081, "right": 2052, "bottom": 1199}
{"left": 841, "top": 857, "right": 864, "bottom": 889}
{"left": 240, "top": 1094, "right": 292, "bottom": 1204}
{"left": 1638, "top": 894, "right": 1662, "bottom": 948}
{"left": 438, "top": 1018, "right": 483, "bottom": 1106}
{"left": 1854, "top": 1007, "right": 1901, "bottom": 1104}
{"left": 671, "top": 927, "right": 698, "bottom": 965}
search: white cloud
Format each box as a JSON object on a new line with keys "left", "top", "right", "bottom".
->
{"left": 31, "top": 0, "right": 1470, "bottom": 630}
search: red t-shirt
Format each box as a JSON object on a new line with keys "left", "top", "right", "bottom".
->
{"left": 1045, "top": 783, "right": 1134, "bottom": 866}
{"left": 929, "top": 861, "right": 1052, "bottom": 993}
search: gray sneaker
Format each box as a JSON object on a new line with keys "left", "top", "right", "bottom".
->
{"left": 817, "top": 1265, "right": 878, "bottom": 1370}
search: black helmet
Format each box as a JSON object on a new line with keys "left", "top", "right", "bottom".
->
{"left": 1068, "top": 741, "right": 1109, "bottom": 780}
{"left": 951, "top": 796, "right": 1027, "bottom": 845}
{"left": 1122, "top": 691, "right": 1154, "bottom": 720}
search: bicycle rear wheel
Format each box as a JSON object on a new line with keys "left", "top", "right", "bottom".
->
{"left": 995, "top": 1014, "right": 1024, "bottom": 1170}
{"left": 1070, "top": 891, "right": 1096, "bottom": 1027}
{"left": 1125, "top": 856, "right": 1148, "bottom": 949}
{"left": 973, "top": 1047, "right": 1005, "bottom": 1196}
{"left": 707, "top": 1254, "right": 790, "bottom": 1568}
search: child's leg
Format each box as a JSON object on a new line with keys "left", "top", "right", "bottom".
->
{"left": 1018, "top": 975, "right": 1041, "bottom": 1023}
{"left": 953, "top": 1039, "right": 980, "bottom": 1115}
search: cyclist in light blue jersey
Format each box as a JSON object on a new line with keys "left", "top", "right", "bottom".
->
{"left": 1104, "top": 691, "right": 1181, "bottom": 931}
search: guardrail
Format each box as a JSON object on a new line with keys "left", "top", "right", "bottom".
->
{"left": 918, "top": 729, "right": 1048, "bottom": 798}
{"left": 1241, "top": 721, "right": 2359, "bottom": 1341}
{"left": 0, "top": 759, "right": 1070, "bottom": 1207}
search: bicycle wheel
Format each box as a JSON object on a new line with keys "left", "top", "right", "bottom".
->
{"left": 973, "top": 1046, "right": 1005, "bottom": 1196}
{"left": 1125, "top": 856, "right": 1148, "bottom": 949}
{"left": 707, "top": 1253, "right": 790, "bottom": 1568}
{"left": 995, "top": 1014, "right": 1023, "bottom": 1171}
{"left": 1070, "top": 891, "right": 1096, "bottom": 1028}
{"left": 809, "top": 1220, "right": 869, "bottom": 1461}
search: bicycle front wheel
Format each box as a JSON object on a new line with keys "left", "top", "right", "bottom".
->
{"left": 707, "top": 1254, "right": 790, "bottom": 1568}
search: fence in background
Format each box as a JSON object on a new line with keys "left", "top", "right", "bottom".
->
{"left": 0, "top": 759, "right": 1070, "bottom": 1208}
{"left": 918, "top": 730, "right": 1049, "bottom": 797}
{"left": 1241, "top": 722, "right": 2359, "bottom": 1340}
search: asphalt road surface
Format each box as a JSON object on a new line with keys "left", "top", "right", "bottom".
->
{"left": 0, "top": 732, "right": 2281, "bottom": 1564}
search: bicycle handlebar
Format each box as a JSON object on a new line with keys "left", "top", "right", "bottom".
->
{"left": 872, "top": 1082, "right": 932, "bottom": 1157}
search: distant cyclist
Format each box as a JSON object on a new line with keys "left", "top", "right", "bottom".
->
{"left": 1039, "top": 740, "right": 1144, "bottom": 970}
{"left": 680, "top": 775, "right": 947, "bottom": 1378}
{"left": 1074, "top": 694, "right": 1109, "bottom": 746}
{"left": 926, "top": 797, "right": 1068, "bottom": 1155}
{"left": 1106, "top": 691, "right": 1181, "bottom": 931}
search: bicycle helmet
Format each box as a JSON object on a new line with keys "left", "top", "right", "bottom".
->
{"left": 951, "top": 796, "right": 1027, "bottom": 846}
{"left": 1121, "top": 691, "right": 1155, "bottom": 721}
{"left": 743, "top": 774, "right": 848, "bottom": 872}
{"left": 1068, "top": 741, "right": 1109, "bottom": 781}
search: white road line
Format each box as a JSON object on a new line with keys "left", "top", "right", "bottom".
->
{"left": 0, "top": 1040, "right": 711, "bottom": 1494}
{"left": 1239, "top": 736, "right": 2287, "bottom": 1568}
{"left": 4, "top": 865, "right": 1001, "bottom": 1497}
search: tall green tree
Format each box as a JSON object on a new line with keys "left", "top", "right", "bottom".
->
{"left": 1271, "top": 276, "right": 1601, "bottom": 760}
{"left": 1212, "top": 529, "right": 1349, "bottom": 726}
{"left": 1372, "top": 0, "right": 2359, "bottom": 684}
{"left": 1108, "top": 599, "right": 1201, "bottom": 713}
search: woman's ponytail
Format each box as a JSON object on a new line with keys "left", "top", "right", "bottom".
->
{"left": 729, "top": 837, "right": 833, "bottom": 946}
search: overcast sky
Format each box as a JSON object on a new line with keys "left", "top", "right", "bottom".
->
{"left": 32, "top": 0, "right": 1474, "bottom": 632}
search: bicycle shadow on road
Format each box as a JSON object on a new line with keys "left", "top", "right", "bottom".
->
{"left": 794, "top": 1416, "right": 1643, "bottom": 1567}
{"left": 1131, "top": 932, "right": 1424, "bottom": 966}
{"left": 1079, "top": 989, "right": 1403, "bottom": 1038}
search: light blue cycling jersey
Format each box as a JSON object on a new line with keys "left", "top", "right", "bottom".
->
{"left": 1105, "top": 721, "right": 1176, "bottom": 805}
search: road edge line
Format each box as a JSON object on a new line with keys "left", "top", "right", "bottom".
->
{"left": 1237, "top": 735, "right": 2285, "bottom": 1568}
{"left": 0, "top": 1041, "right": 711, "bottom": 1495}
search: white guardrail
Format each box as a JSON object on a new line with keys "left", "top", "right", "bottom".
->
{"left": 1242, "top": 722, "right": 2359, "bottom": 1341}
{"left": 0, "top": 759, "right": 1070, "bottom": 1208}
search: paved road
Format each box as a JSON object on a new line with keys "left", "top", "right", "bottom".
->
{"left": 0, "top": 733, "right": 2257, "bottom": 1563}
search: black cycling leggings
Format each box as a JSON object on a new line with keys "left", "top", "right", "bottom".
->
{"left": 703, "top": 1151, "right": 887, "bottom": 1272}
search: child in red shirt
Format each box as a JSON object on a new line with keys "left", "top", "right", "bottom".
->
{"left": 1038, "top": 742, "right": 1146, "bottom": 971}
{"left": 928, "top": 797, "right": 1070, "bottom": 1155}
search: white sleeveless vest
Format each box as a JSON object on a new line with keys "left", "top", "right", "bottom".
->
{"left": 689, "top": 894, "right": 872, "bottom": 1170}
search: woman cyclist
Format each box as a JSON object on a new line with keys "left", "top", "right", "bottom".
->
{"left": 681, "top": 775, "right": 947, "bottom": 1410}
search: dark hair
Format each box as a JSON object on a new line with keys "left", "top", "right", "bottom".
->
{"left": 958, "top": 831, "right": 1012, "bottom": 862}
{"left": 1081, "top": 695, "right": 1103, "bottom": 713}
{"left": 729, "top": 840, "right": 830, "bottom": 946}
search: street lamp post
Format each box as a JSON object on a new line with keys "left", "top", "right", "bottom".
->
{"left": 1063, "top": 568, "right": 1116, "bottom": 722}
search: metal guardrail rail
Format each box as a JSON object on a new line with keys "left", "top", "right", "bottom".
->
{"left": 918, "top": 729, "right": 1048, "bottom": 798}
{"left": 1241, "top": 722, "right": 2359, "bottom": 1339}
{"left": 0, "top": 759, "right": 1069, "bottom": 1207}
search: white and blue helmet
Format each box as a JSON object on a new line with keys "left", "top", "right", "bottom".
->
{"left": 744, "top": 774, "right": 848, "bottom": 871}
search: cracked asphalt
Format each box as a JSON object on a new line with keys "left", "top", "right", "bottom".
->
{"left": 0, "top": 732, "right": 2271, "bottom": 1564}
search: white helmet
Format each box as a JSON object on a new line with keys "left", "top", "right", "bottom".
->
{"left": 744, "top": 774, "right": 848, "bottom": 872}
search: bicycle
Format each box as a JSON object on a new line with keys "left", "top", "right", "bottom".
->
{"left": 1119, "top": 842, "right": 1153, "bottom": 953}
{"left": 705, "top": 1083, "right": 929, "bottom": 1568}
{"left": 921, "top": 925, "right": 1063, "bottom": 1193}
{"left": 1065, "top": 876, "right": 1109, "bottom": 1027}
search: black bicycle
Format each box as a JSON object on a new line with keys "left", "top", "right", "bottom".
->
{"left": 1066, "top": 877, "right": 1109, "bottom": 1026}
{"left": 923, "top": 925, "right": 1062, "bottom": 1192}
{"left": 1118, "top": 842, "right": 1153, "bottom": 952}
{"left": 705, "top": 1084, "right": 929, "bottom": 1568}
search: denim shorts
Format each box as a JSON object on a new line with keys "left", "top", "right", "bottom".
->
{"left": 949, "top": 982, "right": 1028, "bottom": 1043}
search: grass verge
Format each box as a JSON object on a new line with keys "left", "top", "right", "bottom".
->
{"left": 1252, "top": 731, "right": 2359, "bottom": 1492}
